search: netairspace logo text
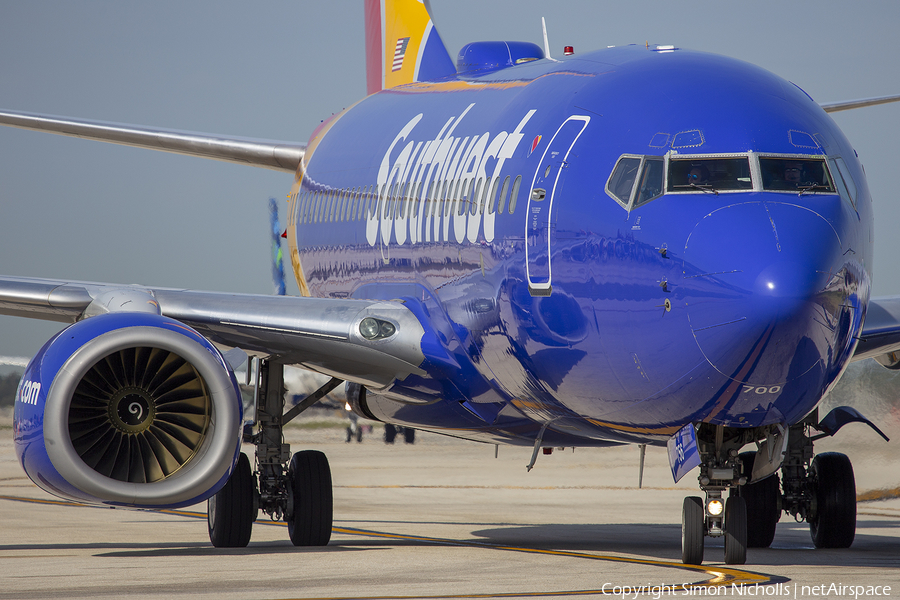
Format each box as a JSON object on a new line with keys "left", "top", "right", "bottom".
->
{"left": 600, "top": 582, "right": 892, "bottom": 599}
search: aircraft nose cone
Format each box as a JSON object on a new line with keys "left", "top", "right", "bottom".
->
{"left": 682, "top": 201, "right": 852, "bottom": 387}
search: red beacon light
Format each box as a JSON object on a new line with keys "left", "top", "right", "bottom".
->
{"left": 563, "top": 46, "right": 574, "bottom": 56}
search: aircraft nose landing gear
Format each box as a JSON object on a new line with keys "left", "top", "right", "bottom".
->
{"left": 680, "top": 408, "right": 883, "bottom": 565}
{"left": 682, "top": 493, "right": 748, "bottom": 566}
{"left": 681, "top": 437, "right": 748, "bottom": 565}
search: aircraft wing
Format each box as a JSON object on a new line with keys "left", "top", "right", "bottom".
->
{"left": 820, "top": 94, "right": 900, "bottom": 113}
{"left": 0, "top": 109, "right": 304, "bottom": 173}
{"left": 852, "top": 296, "right": 900, "bottom": 362}
{"left": 0, "top": 275, "right": 426, "bottom": 389}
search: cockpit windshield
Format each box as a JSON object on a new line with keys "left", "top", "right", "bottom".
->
{"left": 604, "top": 152, "right": 844, "bottom": 210}
{"left": 759, "top": 157, "right": 835, "bottom": 193}
{"left": 667, "top": 158, "right": 752, "bottom": 193}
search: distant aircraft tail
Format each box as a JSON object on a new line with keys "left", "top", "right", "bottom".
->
{"left": 364, "top": 0, "right": 456, "bottom": 95}
{"left": 268, "top": 198, "right": 286, "bottom": 296}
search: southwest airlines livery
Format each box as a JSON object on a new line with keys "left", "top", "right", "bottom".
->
{"left": 2, "top": 0, "right": 900, "bottom": 566}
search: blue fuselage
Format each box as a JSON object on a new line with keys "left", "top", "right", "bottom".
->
{"left": 290, "top": 45, "right": 872, "bottom": 446}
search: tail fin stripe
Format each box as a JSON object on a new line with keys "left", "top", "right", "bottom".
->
{"left": 365, "top": 0, "right": 456, "bottom": 95}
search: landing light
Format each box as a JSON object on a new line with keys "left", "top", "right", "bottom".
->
{"left": 706, "top": 499, "right": 724, "bottom": 516}
{"left": 767, "top": 282, "right": 776, "bottom": 290}
{"left": 359, "top": 317, "right": 397, "bottom": 340}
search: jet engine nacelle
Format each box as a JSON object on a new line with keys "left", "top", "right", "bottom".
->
{"left": 14, "top": 313, "right": 243, "bottom": 508}
{"left": 874, "top": 350, "right": 900, "bottom": 370}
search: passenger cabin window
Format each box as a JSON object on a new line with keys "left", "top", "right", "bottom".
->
{"left": 365, "top": 185, "right": 375, "bottom": 219}
{"left": 508, "top": 175, "right": 522, "bottom": 214}
{"left": 413, "top": 182, "right": 423, "bottom": 218}
{"left": 374, "top": 184, "right": 386, "bottom": 220}
{"left": 362, "top": 186, "right": 370, "bottom": 220}
{"left": 480, "top": 177, "right": 492, "bottom": 214}
{"left": 667, "top": 158, "right": 752, "bottom": 193}
{"left": 471, "top": 178, "right": 483, "bottom": 215}
{"left": 487, "top": 177, "right": 500, "bottom": 214}
{"left": 399, "top": 183, "right": 409, "bottom": 219}
{"left": 760, "top": 157, "right": 835, "bottom": 193}
{"left": 497, "top": 176, "right": 511, "bottom": 214}
{"left": 456, "top": 181, "right": 468, "bottom": 216}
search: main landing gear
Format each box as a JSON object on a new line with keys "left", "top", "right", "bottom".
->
{"left": 680, "top": 408, "right": 882, "bottom": 565}
{"left": 208, "top": 359, "right": 341, "bottom": 548}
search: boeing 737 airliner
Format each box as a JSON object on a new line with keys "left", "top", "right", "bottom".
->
{"left": 2, "top": 0, "right": 900, "bottom": 566}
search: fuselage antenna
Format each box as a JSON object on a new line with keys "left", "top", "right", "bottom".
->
{"left": 541, "top": 17, "right": 559, "bottom": 62}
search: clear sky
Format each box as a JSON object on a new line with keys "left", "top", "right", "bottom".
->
{"left": 0, "top": 0, "right": 898, "bottom": 359}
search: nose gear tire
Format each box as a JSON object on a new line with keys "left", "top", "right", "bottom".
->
{"left": 724, "top": 495, "right": 748, "bottom": 565}
{"left": 681, "top": 496, "right": 705, "bottom": 565}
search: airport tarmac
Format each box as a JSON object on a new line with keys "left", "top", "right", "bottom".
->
{"left": 0, "top": 411, "right": 898, "bottom": 600}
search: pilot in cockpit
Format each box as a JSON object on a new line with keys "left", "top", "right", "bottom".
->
{"left": 782, "top": 161, "right": 803, "bottom": 187}
{"left": 687, "top": 165, "right": 710, "bottom": 185}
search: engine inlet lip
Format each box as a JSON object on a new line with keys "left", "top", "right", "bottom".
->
{"left": 43, "top": 321, "right": 240, "bottom": 506}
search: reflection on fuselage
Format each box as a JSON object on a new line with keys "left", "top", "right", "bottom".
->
{"left": 291, "top": 44, "right": 872, "bottom": 445}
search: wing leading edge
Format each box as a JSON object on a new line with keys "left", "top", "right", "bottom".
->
{"left": 820, "top": 94, "right": 900, "bottom": 113}
{"left": 853, "top": 296, "right": 900, "bottom": 365}
{"left": 0, "top": 275, "right": 426, "bottom": 389}
{"left": 3, "top": 94, "right": 896, "bottom": 175}
{"left": 0, "top": 109, "right": 305, "bottom": 173}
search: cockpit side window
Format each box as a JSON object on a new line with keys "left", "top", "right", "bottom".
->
{"left": 606, "top": 156, "right": 642, "bottom": 208}
{"left": 634, "top": 158, "right": 664, "bottom": 208}
{"left": 829, "top": 157, "right": 857, "bottom": 207}
{"left": 759, "top": 157, "right": 835, "bottom": 193}
{"left": 667, "top": 158, "right": 752, "bottom": 192}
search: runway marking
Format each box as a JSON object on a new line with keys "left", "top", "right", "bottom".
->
{"left": 336, "top": 484, "right": 900, "bottom": 502}
{"left": 859, "top": 510, "right": 900, "bottom": 518}
{"left": 0, "top": 494, "right": 88, "bottom": 507}
{"left": 335, "top": 484, "right": 689, "bottom": 491}
{"left": 0, "top": 493, "right": 779, "bottom": 598}
{"left": 327, "top": 526, "right": 775, "bottom": 586}
{"left": 857, "top": 487, "right": 900, "bottom": 502}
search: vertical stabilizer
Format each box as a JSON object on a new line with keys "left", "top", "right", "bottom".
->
{"left": 365, "top": 0, "right": 456, "bottom": 95}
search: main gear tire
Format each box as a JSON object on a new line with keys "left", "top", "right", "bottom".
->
{"left": 287, "top": 450, "right": 333, "bottom": 546}
{"left": 809, "top": 452, "right": 855, "bottom": 548}
{"left": 734, "top": 451, "right": 780, "bottom": 548}
{"left": 208, "top": 452, "right": 255, "bottom": 548}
